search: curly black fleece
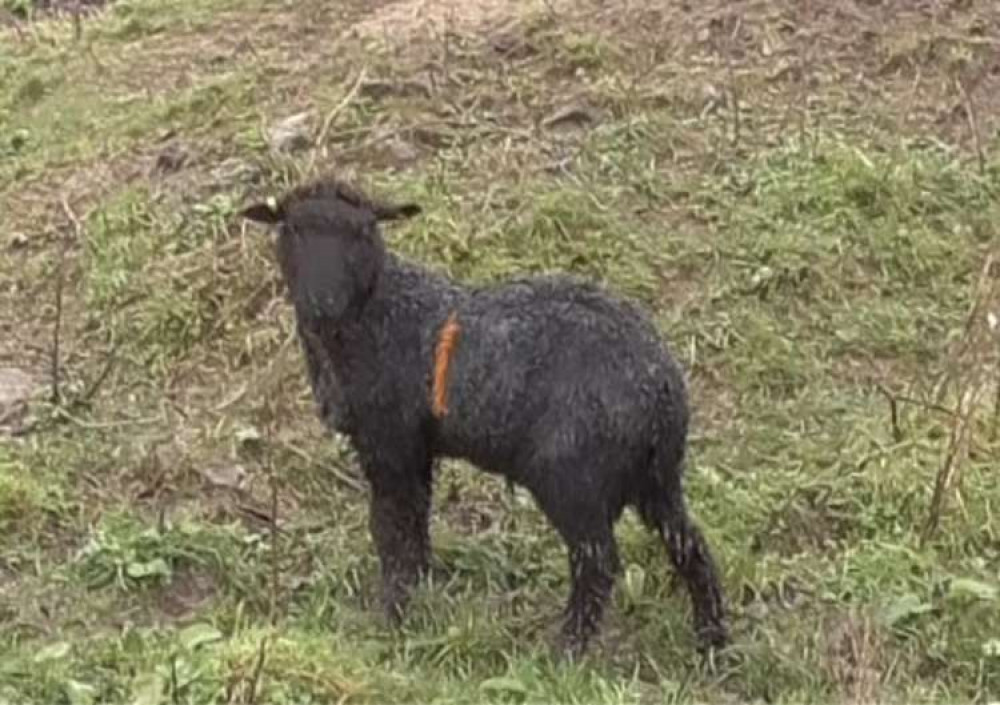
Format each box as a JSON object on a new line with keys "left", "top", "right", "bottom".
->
{"left": 240, "top": 178, "right": 728, "bottom": 655}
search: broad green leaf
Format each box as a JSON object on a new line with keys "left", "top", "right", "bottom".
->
{"left": 33, "top": 641, "right": 71, "bottom": 662}
{"left": 947, "top": 578, "right": 998, "bottom": 602}
{"left": 130, "top": 671, "right": 165, "bottom": 705}
{"left": 126, "top": 558, "right": 170, "bottom": 580}
{"left": 178, "top": 623, "right": 223, "bottom": 651}
{"left": 621, "top": 564, "right": 647, "bottom": 607}
{"left": 881, "top": 593, "right": 932, "bottom": 627}
{"left": 479, "top": 676, "right": 528, "bottom": 695}
{"left": 169, "top": 657, "right": 199, "bottom": 690}
{"left": 65, "top": 679, "right": 97, "bottom": 705}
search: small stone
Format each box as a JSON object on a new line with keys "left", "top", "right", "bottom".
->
{"left": 202, "top": 463, "right": 248, "bottom": 490}
{"left": 542, "top": 104, "right": 599, "bottom": 131}
{"left": 210, "top": 158, "right": 261, "bottom": 187}
{"left": 386, "top": 138, "right": 420, "bottom": 166}
{"left": 267, "top": 112, "right": 312, "bottom": 153}
{"left": 359, "top": 79, "right": 430, "bottom": 100}
{"left": 0, "top": 368, "right": 35, "bottom": 408}
{"left": 153, "top": 142, "right": 188, "bottom": 175}
{"left": 0, "top": 367, "right": 37, "bottom": 434}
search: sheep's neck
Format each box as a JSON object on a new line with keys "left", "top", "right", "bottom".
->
{"left": 298, "top": 284, "right": 381, "bottom": 376}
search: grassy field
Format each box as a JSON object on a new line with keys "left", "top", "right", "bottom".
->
{"left": 2, "top": 0, "right": 1000, "bottom": 702}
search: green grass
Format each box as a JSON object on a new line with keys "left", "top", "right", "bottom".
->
{"left": 2, "top": 0, "right": 1000, "bottom": 702}
{"left": 0, "top": 450, "right": 54, "bottom": 536}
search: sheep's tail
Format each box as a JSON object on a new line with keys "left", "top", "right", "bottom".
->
{"left": 633, "top": 375, "right": 686, "bottom": 526}
{"left": 636, "top": 376, "right": 728, "bottom": 650}
{"left": 635, "top": 373, "right": 701, "bottom": 569}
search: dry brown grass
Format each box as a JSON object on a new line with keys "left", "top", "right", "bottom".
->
{"left": 923, "top": 250, "right": 1000, "bottom": 540}
{"left": 824, "top": 610, "right": 885, "bottom": 705}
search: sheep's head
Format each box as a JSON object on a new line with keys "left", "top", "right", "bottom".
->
{"left": 240, "top": 177, "right": 421, "bottom": 322}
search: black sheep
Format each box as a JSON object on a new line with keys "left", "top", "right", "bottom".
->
{"left": 240, "top": 177, "right": 728, "bottom": 656}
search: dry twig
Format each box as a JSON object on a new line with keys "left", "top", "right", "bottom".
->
{"left": 308, "top": 67, "right": 369, "bottom": 175}
{"left": 49, "top": 239, "right": 67, "bottom": 404}
{"left": 724, "top": 15, "right": 743, "bottom": 149}
{"left": 49, "top": 196, "right": 84, "bottom": 404}
{"left": 246, "top": 636, "right": 269, "bottom": 705}
{"left": 955, "top": 75, "right": 986, "bottom": 176}
{"left": 923, "top": 253, "right": 1000, "bottom": 541}
{"left": 874, "top": 384, "right": 904, "bottom": 443}
{"left": 258, "top": 394, "right": 283, "bottom": 625}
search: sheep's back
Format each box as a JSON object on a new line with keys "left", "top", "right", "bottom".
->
{"left": 434, "top": 274, "right": 686, "bottom": 475}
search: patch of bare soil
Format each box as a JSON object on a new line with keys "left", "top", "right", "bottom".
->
{"left": 1, "top": 0, "right": 109, "bottom": 24}
{"left": 22, "top": 0, "right": 107, "bottom": 13}
{"left": 155, "top": 565, "right": 218, "bottom": 620}
{"left": 345, "top": 0, "right": 1000, "bottom": 168}
{"left": 0, "top": 367, "right": 39, "bottom": 434}
{"left": 347, "top": 0, "right": 570, "bottom": 41}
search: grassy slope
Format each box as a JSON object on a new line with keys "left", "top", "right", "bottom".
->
{"left": 2, "top": 0, "right": 1000, "bottom": 702}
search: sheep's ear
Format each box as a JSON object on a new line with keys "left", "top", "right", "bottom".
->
{"left": 373, "top": 202, "right": 421, "bottom": 222}
{"left": 240, "top": 200, "right": 283, "bottom": 225}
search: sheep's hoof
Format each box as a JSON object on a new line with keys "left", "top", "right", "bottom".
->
{"left": 555, "top": 621, "right": 595, "bottom": 662}
{"left": 379, "top": 588, "right": 409, "bottom": 628}
{"left": 554, "top": 634, "right": 588, "bottom": 662}
{"left": 382, "top": 604, "right": 404, "bottom": 627}
{"left": 695, "top": 620, "right": 729, "bottom": 653}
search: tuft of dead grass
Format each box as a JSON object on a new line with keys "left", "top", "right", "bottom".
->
{"left": 824, "top": 610, "right": 885, "bottom": 705}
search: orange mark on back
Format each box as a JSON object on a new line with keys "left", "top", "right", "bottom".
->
{"left": 431, "top": 312, "right": 461, "bottom": 418}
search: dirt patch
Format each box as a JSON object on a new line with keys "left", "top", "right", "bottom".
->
{"left": 0, "top": 367, "right": 39, "bottom": 434}
{"left": 347, "top": 0, "right": 568, "bottom": 41}
{"left": 3, "top": 0, "right": 110, "bottom": 20}
{"left": 0, "top": 368, "right": 35, "bottom": 406}
{"left": 753, "top": 483, "right": 857, "bottom": 557}
{"left": 156, "top": 566, "right": 218, "bottom": 620}
{"left": 23, "top": 0, "right": 107, "bottom": 12}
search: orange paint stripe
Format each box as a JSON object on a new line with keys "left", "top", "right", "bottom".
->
{"left": 431, "top": 312, "right": 461, "bottom": 418}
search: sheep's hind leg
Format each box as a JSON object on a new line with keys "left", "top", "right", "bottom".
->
{"left": 643, "top": 490, "right": 727, "bottom": 650}
{"left": 560, "top": 529, "right": 620, "bottom": 657}
{"left": 531, "top": 494, "right": 618, "bottom": 653}
{"left": 662, "top": 517, "right": 727, "bottom": 650}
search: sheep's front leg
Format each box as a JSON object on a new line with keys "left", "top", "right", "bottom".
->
{"left": 363, "top": 454, "right": 432, "bottom": 624}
